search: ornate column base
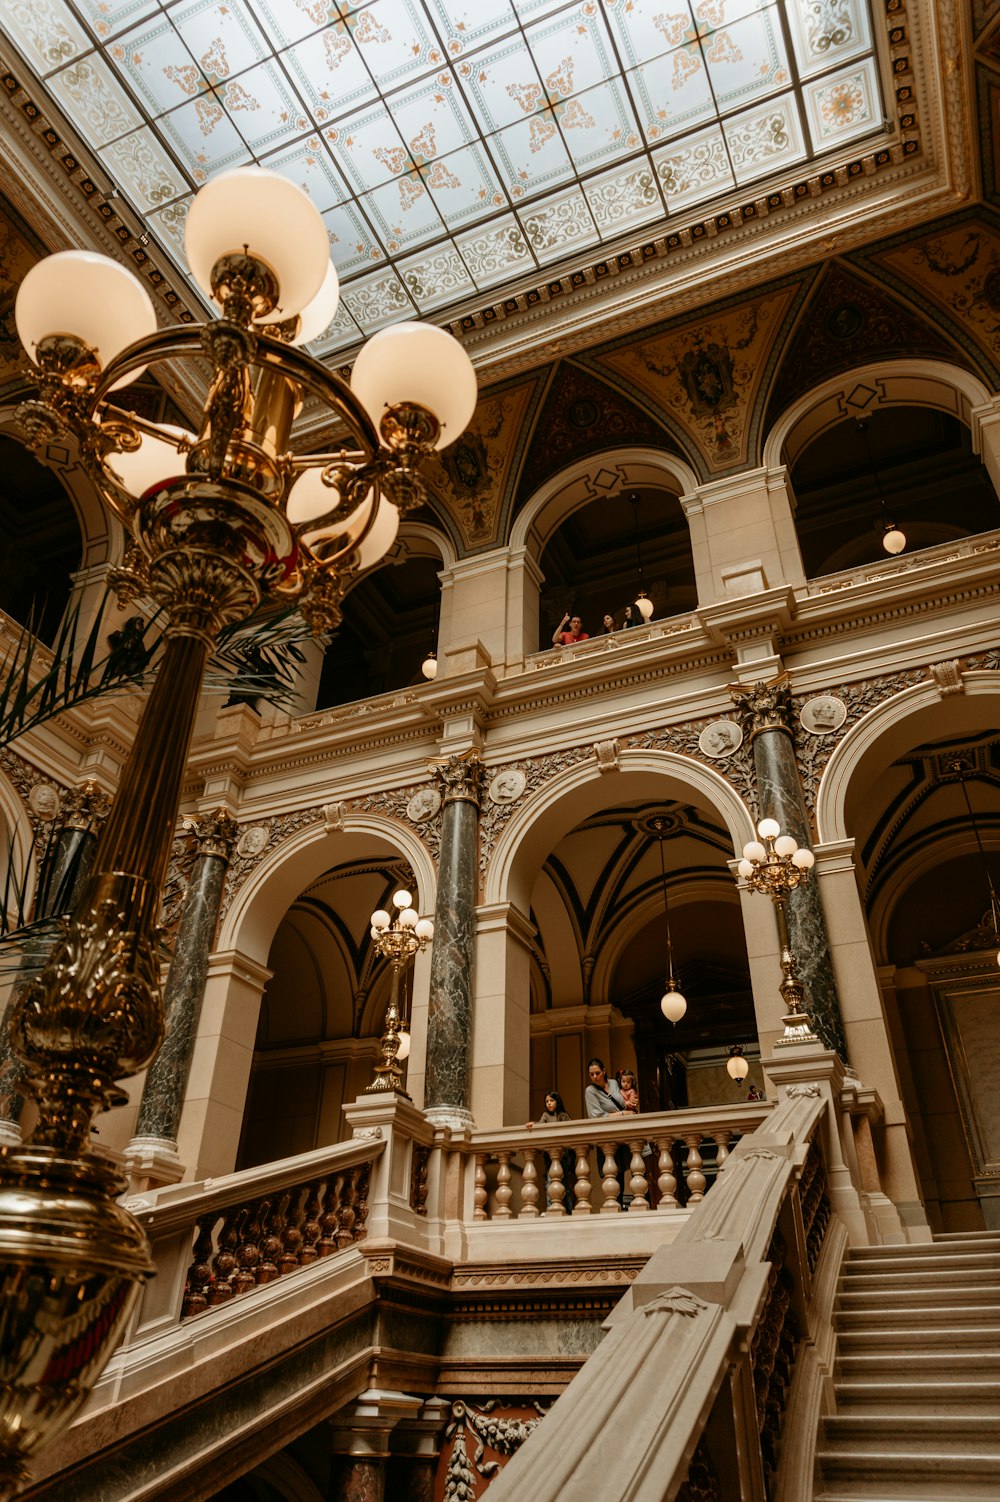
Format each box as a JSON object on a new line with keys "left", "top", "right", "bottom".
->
{"left": 423, "top": 1105, "right": 475, "bottom": 1132}
{"left": 123, "top": 1134, "right": 186, "bottom": 1196}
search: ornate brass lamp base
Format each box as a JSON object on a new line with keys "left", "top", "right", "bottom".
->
{"left": 0, "top": 1147, "right": 152, "bottom": 1496}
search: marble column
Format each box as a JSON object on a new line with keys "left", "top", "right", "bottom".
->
{"left": 424, "top": 754, "right": 483, "bottom": 1129}
{"left": 731, "top": 679, "right": 848, "bottom": 1061}
{"left": 0, "top": 781, "right": 110, "bottom": 1137}
{"left": 127, "top": 809, "right": 238, "bottom": 1183}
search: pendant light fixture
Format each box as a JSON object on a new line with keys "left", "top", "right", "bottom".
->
{"left": 653, "top": 822, "right": 686, "bottom": 1023}
{"left": 629, "top": 492, "right": 655, "bottom": 621}
{"left": 857, "top": 418, "right": 906, "bottom": 556}
{"left": 726, "top": 1045, "right": 749, "bottom": 1081}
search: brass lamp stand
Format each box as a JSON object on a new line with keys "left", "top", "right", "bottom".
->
{"left": 0, "top": 166, "right": 475, "bottom": 1493}
{"left": 368, "top": 890, "right": 434, "bottom": 1095}
{"left": 737, "top": 819, "right": 818, "bottom": 1045}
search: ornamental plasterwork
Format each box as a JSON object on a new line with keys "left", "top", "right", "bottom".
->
{"left": 790, "top": 665, "right": 929, "bottom": 811}
{"left": 218, "top": 786, "right": 445, "bottom": 922}
{"left": 0, "top": 747, "right": 70, "bottom": 844}
{"left": 442, "top": 1399, "right": 550, "bottom": 1502}
{"left": 426, "top": 378, "right": 536, "bottom": 548}
{"left": 874, "top": 220, "right": 1000, "bottom": 376}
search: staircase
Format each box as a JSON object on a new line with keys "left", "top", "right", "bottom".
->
{"left": 814, "top": 1231, "right": 1000, "bottom": 1500}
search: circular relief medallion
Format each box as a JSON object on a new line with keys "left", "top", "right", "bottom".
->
{"left": 28, "top": 782, "right": 61, "bottom": 820}
{"left": 698, "top": 720, "right": 743, "bottom": 759}
{"left": 488, "top": 769, "right": 526, "bottom": 804}
{"left": 406, "top": 788, "right": 441, "bottom": 823}
{"left": 799, "top": 695, "right": 847, "bottom": 735}
{"left": 236, "top": 825, "right": 269, "bottom": 857}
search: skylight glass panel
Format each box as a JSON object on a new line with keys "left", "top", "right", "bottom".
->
{"left": 1, "top": 0, "right": 888, "bottom": 339}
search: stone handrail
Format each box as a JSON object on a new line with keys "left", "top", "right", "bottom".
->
{"left": 466, "top": 1102, "right": 770, "bottom": 1219}
{"left": 484, "top": 1088, "right": 833, "bottom": 1502}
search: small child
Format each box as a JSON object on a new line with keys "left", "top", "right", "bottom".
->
{"left": 618, "top": 1069, "right": 640, "bottom": 1113}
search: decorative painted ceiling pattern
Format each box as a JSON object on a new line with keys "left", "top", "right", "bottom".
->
{"left": 514, "top": 359, "right": 673, "bottom": 505}
{"left": 0, "top": 203, "right": 43, "bottom": 386}
{"left": 765, "top": 260, "right": 962, "bottom": 424}
{"left": 0, "top": 0, "right": 882, "bottom": 354}
{"left": 595, "top": 283, "right": 798, "bottom": 471}
{"left": 427, "top": 372, "right": 537, "bottom": 546}
{"left": 872, "top": 220, "right": 1000, "bottom": 378}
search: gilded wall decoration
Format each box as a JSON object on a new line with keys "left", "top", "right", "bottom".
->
{"left": 438, "top": 1399, "right": 551, "bottom": 1501}
{"left": 428, "top": 378, "right": 536, "bottom": 549}
{"left": 0, "top": 747, "right": 69, "bottom": 844}
{"left": 596, "top": 287, "right": 798, "bottom": 473}
{"left": 874, "top": 220, "right": 1000, "bottom": 376}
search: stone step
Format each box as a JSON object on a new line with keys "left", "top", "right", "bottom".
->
{"left": 834, "top": 1302, "right": 1000, "bottom": 1331}
{"left": 834, "top": 1377, "right": 1000, "bottom": 1414}
{"left": 821, "top": 1413, "right": 999, "bottom": 1454}
{"left": 839, "top": 1255, "right": 1000, "bottom": 1286}
{"left": 834, "top": 1279, "right": 1000, "bottom": 1303}
{"left": 847, "top": 1233, "right": 1000, "bottom": 1259}
{"left": 837, "top": 1348, "right": 1000, "bottom": 1381}
{"left": 837, "top": 1324, "right": 1000, "bottom": 1351}
{"left": 814, "top": 1450, "right": 1000, "bottom": 1498}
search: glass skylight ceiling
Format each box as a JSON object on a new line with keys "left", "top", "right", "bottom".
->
{"left": 4, "top": 0, "right": 881, "bottom": 354}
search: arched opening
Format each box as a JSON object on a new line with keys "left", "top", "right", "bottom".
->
{"left": 497, "top": 769, "right": 758, "bottom": 1121}
{"left": 0, "top": 435, "right": 83, "bottom": 644}
{"left": 787, "top": 406, "right": 997, "bottom": 578}
{"left": 315, "top": 549, "right": 442, "bottom": 710}
{"left": 236, "top": 851, "right": 425, "bottom": 1169}
{"left": 537, "top": 486, "right": 696, "bottom": 644}
{"left": 831, "top": 691, "right": 1000, "bottom": 1233}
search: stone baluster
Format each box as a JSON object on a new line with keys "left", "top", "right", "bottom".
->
{"left": 546, "top": 1146, "right": 567, "bottom": 1215}
{"left": 573, "top": 1147, "right": 592, "bottom": 1215}
{"left": 473, "top": 1153, "right": 488, "bottom": 1220}
{"left": 300, "top": 1183, "right": 322, "bottom": 1263}
{"left": 713, "top": 1130, "right": 731, "bottom": 1175}
{"left": 0, "top": 780, "right": 110, "bottom": 1138}
{"left": 127, "top": 808, "right": 239, "bottom": 1187}
{"left": 600, "top": 1142, "right": 621, "bottom": 1213}
{"left": 494, "top": 1151, "right": 513, "bottom": 1218}
{"left": 209, "top": 1210, "right": 239, "bottom": 1305}
{"left": 627, "top": 1141, "right": 649, "bottom": 1211}
{"left": 683, "top": 1135, "right": 707, "bottom": 1203}
{"left": 424, "top": 754, "right": 484, "bottom": 1129}
{"left": 656, "top": 1139, "right": 678, "bottom": 1207}
{"left": 520, "top": 1148, "right": 540, "bottom": 1217}
{"left": 730, "top": 677, "right": 848, "bottom": 1060}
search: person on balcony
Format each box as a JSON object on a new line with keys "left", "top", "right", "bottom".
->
{"left": 601, "top": 613, "right": 617, "bottom": 633}
{"left": 552, "top": 611, "right": 589, "bottom": 645}
{"left": 526, "top": 1090, "right": 575, "bottom": 1211}
{"left": 617, "top": 1069, "right": 640, "bottom": 1113}
{"left": 586, "top": 1059, "right": 630, "bottom": 1205}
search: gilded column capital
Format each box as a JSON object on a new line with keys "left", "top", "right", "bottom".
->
{"left": 432, "top": 753, "right": 484, "bottom": 808}
{"left": 194, "top": 808, "right": 239, "bottom": 862}
{"left": 729, "top": 675, "right": 794, "bottom": 742}
{"left": 59, "top": 781, "right": 112, "bottom": 836}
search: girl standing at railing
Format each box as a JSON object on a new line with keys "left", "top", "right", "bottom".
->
{"left": 526, "top": 1091, "right": 574, "bottom": 1211}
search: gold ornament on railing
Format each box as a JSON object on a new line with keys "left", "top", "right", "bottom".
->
{"left": 368, "top": 890, "right": 434, "bottom": 1095}
{"left": 736, "top": 819, "right": 818, "bottom": 1046}
{"left": 0, "top": 164, "right": 476, "bottom": 1494}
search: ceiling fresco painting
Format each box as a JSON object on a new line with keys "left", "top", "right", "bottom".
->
{"left": 871, "top": 220, "right": 1000, "bottom": 379}
{"left": 594, "top": 282, "right": 800, "bottom": 471}
{"left": 427, "top": 371, "right": 539, "bottom": 546}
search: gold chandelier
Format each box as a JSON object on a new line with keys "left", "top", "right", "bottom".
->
{"left": 0, "top": 165, "right": 476, "bottom": 1493}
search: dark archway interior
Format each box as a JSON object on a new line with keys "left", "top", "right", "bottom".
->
{"left": 0, "top": 436, "right": 82, "bottom": 644}
{"left": 315, "top": 554, "right": 441, "bottom": 710}
{"left": 538, "top": 488, "right": 696, "bottom": 647}
{"left": 789, "top": 408, "right": 997, "bottom": 578}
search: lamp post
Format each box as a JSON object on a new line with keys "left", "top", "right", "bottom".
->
{"left": 369, "top": 890, "right": 434, "bottom": 1096}
{"left": 0, "top": 164, "right": 476, "bottom": 1491}
{"left": 737, "top": 818, "right": 818, "bottom": 1046}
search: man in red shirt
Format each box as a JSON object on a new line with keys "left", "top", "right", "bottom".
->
{"left": 552, "top": 612, "right": 589, "bottom": 646}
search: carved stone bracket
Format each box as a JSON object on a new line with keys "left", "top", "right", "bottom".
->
{"left": 642, "top": 1286, "right": 708, "bottom": 1318}
{"left": 593, "top": 738, "right": 620, "bottom": 773}
{"left": 785, "top": 1082, "right": 821, "bottom": 1098}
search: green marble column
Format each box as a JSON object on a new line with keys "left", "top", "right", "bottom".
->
{"left": 0, "top": 782, "right": 109, "bottom": 1132}
{"left": 424, "top": 755, "right": 483, "bottom": 1128}
{"left": 731, "top": 679, "right": 848, "bottom": 1061}
{"left": 130, "top": 809, "right": 238, "bottom": 1161}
